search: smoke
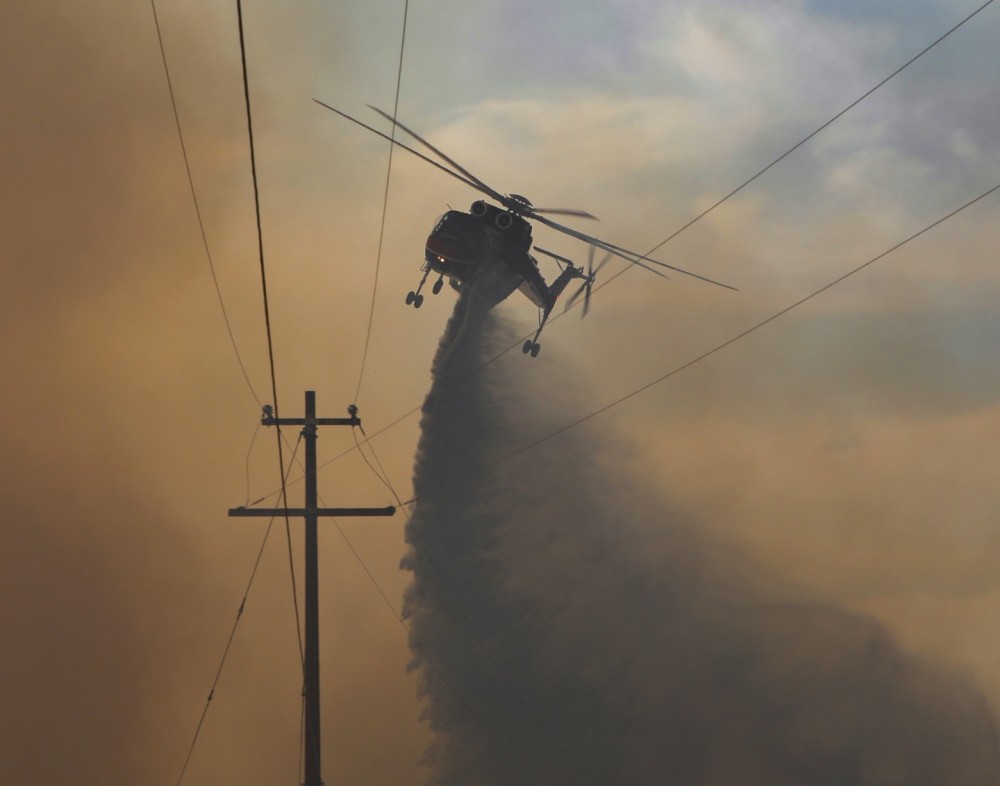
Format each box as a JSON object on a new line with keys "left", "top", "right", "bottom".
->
{"left": 401, "top": 276, "right": 1000, "bottom": 786}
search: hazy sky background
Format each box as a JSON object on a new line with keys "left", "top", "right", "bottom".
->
{"left": 2, "top": 1, "right": 999, "bottom": 784}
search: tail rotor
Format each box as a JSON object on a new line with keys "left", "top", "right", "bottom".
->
{"left": 564, "top": 244, "right": 611, "bottom": 318}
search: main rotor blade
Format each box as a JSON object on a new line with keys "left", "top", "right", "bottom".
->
{"left": 533, "top": 214, "right": 736, "bottom": 290}
{"left": 314, "top": 99, "right": 487, "bottom": 195}
{"left": 532, "top": 246, "right": 575, "bottom": 266}
{"left": 532, "top": 214, "right": 668, "bottom": 279}
{"left": 531, "top": 207, "right": 598, "bottom": 219}
{"left": 367, "top": 105, "right": 507, "bottom": 205}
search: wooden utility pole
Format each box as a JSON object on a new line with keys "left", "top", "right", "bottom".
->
{"left": 229, "top": 390, "right": 395, "bottom": 786}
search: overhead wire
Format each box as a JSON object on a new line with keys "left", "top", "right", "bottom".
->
{"left": 283, "top": 0, "right": 1000, "bottom": 483}
{"left": 489, "top": 0, "right": 1000, "bottom": 359}
{"left": 237, "top": 0, "right": 589, "bottom": 761}
{"left": 283, "top": 180, "right": 1000, "bottom": 786}
{"left": 235, "top": 4, "right": 311, "bottom": 783}
{"left": 151, "top": 0, "right": 535, "bottom": 782}
{"left": 368, "top": 0, "right": 1000, "bottom": 376}
{"left": 149, "top": 0, "right": 262, "bottom": 408}
{"left": 243, "top": 420, "right": 261, "bottom": 506}
{"left": 155, "top": 1, "right": 303, "bottom": 781}
{"left": 283, "top": 499, "right": 306, "bottom": 668}
{"left": 234, "top": 0, "right": 300, "bottom": 649}
{"left": 253, "top": 171, "right": 999, "bottom": 513}
{"left": 493, "top": 180, "right": 1000, "bottom": 467}
{"left": 354, "top": 0, "right": 411, "bottom": 404}
{"left": 322, "top": 181, "right": 1000, "bottom": 773}
{"left": 190, "top": 414, "right": 565, "bottom": 786}
{"left": 177, "top": 2, "right": 998, "bottom": 777}
{"left": 237, "top": 420, "right": 565, "bottom": 785}
{"left": 175, "top": 432, "right": 303, "bottom": 786}
{"left": 592, "top": 0, "right": 998, "bottom": 292}
{"left": 674, "top": 0, "right": 995, "bottom": 251}
{"left": 153, "top": 0, "right": 305, "bottom": 661}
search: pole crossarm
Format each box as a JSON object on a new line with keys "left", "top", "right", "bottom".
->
{"left": 262, "top": 416, "right": 361, "bottom": 427}
{"left": 229, "top": 506, "right": 396, "bottom": 517}
{"left": 228, "top": 391, "right": 394, "bottom": 786}
{"left": 259, "top": 402, "right": 360, "bottom": 428}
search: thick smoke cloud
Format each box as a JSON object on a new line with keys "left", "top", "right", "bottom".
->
{"left": 401, "top": 277, "right": 1000, "bottom": 786}
{"left": 0, "top": 6, "right": 316, "bottom": 784}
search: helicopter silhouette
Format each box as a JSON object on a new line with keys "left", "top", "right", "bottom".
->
{"left": 315, "top": 102, "right": 736, "bottom": 357}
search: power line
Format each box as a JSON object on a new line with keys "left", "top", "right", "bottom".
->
{"left": 424, "top": 0, "right": 1000, "bottom": 373}
{"left": 354, "top": 0, "right": 411, "bottom": 404}
{"left": 337, "top": 179, "right": 1000, "bottom": 728}
{"left": 234, "top": 0, "right": 296, "bottom": 612}
{"left": 149, "top": 0, "right": 262, "bottom": 407}
{"left": 235, "top": 7, "right": 307, "bottom": 781}
{"left": 295, "top": 177, "right": 996, "bottom": 510}
{"left": 157, "top": 0, "right": 303, "bottom": 778}
{"left": 527, "top": 0, "right": 1000, "bottom": 351}
{"left": 167, "top": 0, "right": 997, "bottom": 518}
{"left": 180, "top": 2, "right": 996, "bottom": 780}
{"left": 302, "top": 0, "right": 1000, "bottom": 474}
{"left": 160, "top": 0, "right": 552, "bottom": 781}
{"left": 208, "top": 4, "right": 995, "bottom": 773}
{"left": 298, "top": 183, "right": 997, "bottom": 782}
{"left": 493, "top": 181, "right": 1000, "bottom": 467}
{"left": 175, "top": 434, "right": 303, "bottom": 786}
{"left": 242, "top": 421, "right": 261, "bottom": 505}
{"left": 632, "top": 0, "right": 998, "bottom": 264}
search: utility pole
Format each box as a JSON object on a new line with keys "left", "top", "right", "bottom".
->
{"left": 229, "top": 391, "right": 395, "bottom": 786}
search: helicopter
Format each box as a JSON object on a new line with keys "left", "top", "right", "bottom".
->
{"left": 315, "top": 101, "right": 736, "bottom": 357}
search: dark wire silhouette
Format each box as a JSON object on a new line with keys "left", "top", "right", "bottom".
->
{"left": 150, "top": 0, "right": 262, "bottom": 407}
{"left": 267, "top": 176, "right": 998, "bottom": 507}
{"left": 237, "top": 1, "right": 308, "bottom": 781}
{"left": 311, "top": 0, "right": 1000, "bottom": 478}
{"left": 169, "top": 2, "right": 998, "bottom": 781}
{"left": 174, "top": 434, "right": 303, "bottom": 786}
{"left": 493, "top": 181, "right": 1000, "bottom": 467}
{"left": 354, "top": 0, "right": 411, "bottom": 404}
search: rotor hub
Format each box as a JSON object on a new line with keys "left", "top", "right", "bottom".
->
{"left": 506, "top": 193, "right": 534, "bottom": 214}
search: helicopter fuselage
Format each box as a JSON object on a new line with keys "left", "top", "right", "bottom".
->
{"left": 424, "top": 201, "right": 551, "bottom": 309}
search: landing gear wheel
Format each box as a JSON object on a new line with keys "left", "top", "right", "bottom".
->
{"left": 432, "top": 278, "right": 444, "bottom": 295}
{"left": 414, "top": 293, "right": 425, "bottom": 309}
{"left": 522, "top": 340, "right": 533, "bottom": 354}
{"left": 405, "top": 291, "right": 415, "bottom": 305}
{"left": 530, "top": 342, "right": 541, "bottom": 358}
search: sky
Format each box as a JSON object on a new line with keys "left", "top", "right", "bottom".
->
{"left": 2, "top": 0, "right": 999, "bottom": 784}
